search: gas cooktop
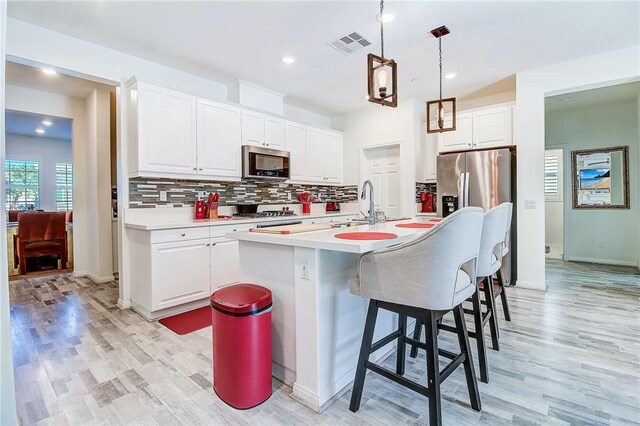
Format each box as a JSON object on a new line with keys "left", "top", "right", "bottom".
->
{"left": 233, "top": 210, "right": 298, "bottom": 218}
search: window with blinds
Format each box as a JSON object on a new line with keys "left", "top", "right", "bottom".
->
{"left": 5, "top": 160, "right": 40, "bottom": 211}
{"left": 56, "top": 163, "right": 73, "bottom": 211}
{"left": 544, "top": 150, "right": 562, "bottom": 202}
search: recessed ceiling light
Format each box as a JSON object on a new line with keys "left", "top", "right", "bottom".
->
{"left": 376, "top": 11, "right": 396, "bottom": 23}
{"left": 41, "top": 68, "right": 57, "bottom": 75}
{"left": 35, "top": 128, "right": 45, "bottom": 134}
{"left": 444, "top": 72, "right": 457, "bottom": 79}
{"left": 281, "top": 56, "right": 296, "bottom": 64}
{"left": 561, "top": 97, "right": 572, "bottom": 102}
{"left": 41, "top": 120, "right": 53, "bottom": 126}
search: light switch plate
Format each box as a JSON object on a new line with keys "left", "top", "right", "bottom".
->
{"left": 299, "top": 258, "right": 310, "bottom": 280}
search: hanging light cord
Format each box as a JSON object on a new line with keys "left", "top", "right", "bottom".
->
{"left": 380, "top": 0, "right": 385, "bottom": 58}
{"left": 438, "top": 37, "right": 443, "bottom": 101}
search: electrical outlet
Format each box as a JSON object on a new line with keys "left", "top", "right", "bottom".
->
{"left": 197, "top": 191, "right": 205, "bottom": 199}
{"left": 524, "top": 200, "right": 536, "bottom": 209}
{"left": 598, "top": 241, "right": 606, "bottom": 249}
{"left": 300, "top": 258, "right": 310, "bottom": 280}
{"left": 159, "top": 191, "right": 167, "bottom": 201}
{"left": 287, "top": 192, "right": 292, "bottom": 201}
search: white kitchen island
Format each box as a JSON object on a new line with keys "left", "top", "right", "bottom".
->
{"left": 228, "top": 218, "right": 438, "bottom": 412}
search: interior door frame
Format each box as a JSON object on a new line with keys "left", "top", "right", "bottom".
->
{"left": 359, "top": 141, "right": 403, "bottom": 217}
{"left": 545, "top": 144, "right": 568, "bottom": 261}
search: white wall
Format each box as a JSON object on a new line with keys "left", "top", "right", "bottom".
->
{"left": 5, "top": 133, "right": 72, "bottom": 211}
{"left": 515, "top": 46, "right": 640, "bottom": 290}
{"left": 85, "top": 89, "right": 114, "bottom": 282}
{"left": 0, "top": 2, "right": 19, "bottom": 424}
{"left": 546, "top": 98, "right": 639, "bottom": 266}
{"left": 331, "top": 99, "right": 423, "bottom": 217}
{"left": 5, "top": 85, "right": 91, "bottom": 276}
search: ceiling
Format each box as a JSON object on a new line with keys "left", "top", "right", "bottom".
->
{"left": 546, "top": 81, "right": 640, "bottom": 112}
{"left": 5, "top": 61, "right": 115, "bottom": 99}
{"left": 7, "top": 1, "right": 640, "bottom": 117}
{"left": 5, "top": 110, "right": 72, "bottom": 140}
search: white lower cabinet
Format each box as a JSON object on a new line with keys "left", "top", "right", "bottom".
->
{"left": 129, "top": 225, "right": 246, "bottom": 319}
{"left": 151, "top": 238, "right": 211, "bottom": 311}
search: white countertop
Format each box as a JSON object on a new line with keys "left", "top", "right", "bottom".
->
{"left": 125, "top": 211, "right": 354, "bottom": 231}
{"left": 229, "top": 217, "right": 440, "bottom": 254}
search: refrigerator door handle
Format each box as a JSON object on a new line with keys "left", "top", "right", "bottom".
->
{"left": 458, "top": 173, "right": 465, "bottom": 208}
{"left": 464, "top": 172, "right": 470, "bottom": 207}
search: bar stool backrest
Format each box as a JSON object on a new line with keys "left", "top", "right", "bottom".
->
{"left": 351, "top": 207, "right": 484, "bottom": 311}
{"left": 477, "top": 204, "right": 510, "bottom": 278}
{"left": 501, "top": 202, "right": 513, "bottom": 257}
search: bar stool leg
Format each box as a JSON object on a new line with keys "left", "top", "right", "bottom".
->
{"left": 482, "top": 277, "right": 500, "bottom": 351}
{"left": 471, "top": 287, "right": 489, "bottom": 383}
{"left": 453, "top": 304, "right": 481, "bottom": 411}
{"left": 396, "top": 314, "right": 407, "bottom": 375}
{"left": 496, "top": 268, "right": 512, "bottom": 322}
{"left": 349, "top": 300, "right": 379, "bottom": 413}
{"left": 424, "top": 311, "right": 442, "bottom": 426}
{"left": 409, "top": 319, "right": 422, "bottom": 359}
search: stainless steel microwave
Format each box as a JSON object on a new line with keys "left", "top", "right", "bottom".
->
{"left": 242, "top": 145, "right": 290, "bottom": 180}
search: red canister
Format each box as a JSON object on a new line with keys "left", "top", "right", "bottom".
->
{"left": 195, "top": 200, "right": 206, "bottom": 219}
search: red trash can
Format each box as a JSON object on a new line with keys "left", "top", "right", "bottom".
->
{"left": 210, "top": 283, "right": 273, "bottom": 409}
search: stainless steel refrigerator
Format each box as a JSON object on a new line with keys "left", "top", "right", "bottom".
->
{"left": 436, "top": 147, "right": 517, "bottom": 285}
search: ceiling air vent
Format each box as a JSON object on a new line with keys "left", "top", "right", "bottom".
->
{"left": 328, "top": 31, "right": 373, "bottom": 55}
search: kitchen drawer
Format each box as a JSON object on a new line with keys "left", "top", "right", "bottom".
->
{"left": 209, "top": 223, "right": 253, "bottom": 238}
{"left": 150, "top": 227, "right": 210, "bottom": 244}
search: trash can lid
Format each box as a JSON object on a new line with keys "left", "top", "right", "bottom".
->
{"left": 210, "top": 283, "right": 272, "bottom": 315}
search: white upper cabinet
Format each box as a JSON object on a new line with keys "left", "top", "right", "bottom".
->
{"left": 285, "top": 121, "right": 307, "bottom": 181}
{"left": 305, "top": 126, "right": 343, "bottom": 184}
{"left": 197, "top": 99, "right": 242, "bottom": 178}
{"left": 264, "top": 116, "right": 286, "bottom": 149}
{"left": 439, "top": 113, "right": 473, "bottom": 152}
{"left": 472, "top": 106, "right": 513, "bottom": 149}
{"left": 323, "top": 131, "right": 343, "bottom": 183}
{"left": 439, "top": 105, "right": 514, "bottom": 153}
{"left": 133, "top": 81, "right": 198, "bottom": 175}
{"left": 242, "top": 111, "right": 285, "bottom": 149}
{"left": 241, "top": 110, "right": 266, "bottom": 147}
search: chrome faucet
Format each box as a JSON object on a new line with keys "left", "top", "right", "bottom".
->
{"left": 361, "top": 180, "right": 376, "bottom": 225}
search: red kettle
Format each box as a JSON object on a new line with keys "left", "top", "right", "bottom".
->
{"left": 420, "top": 192, "right": 435, "bottom": 213}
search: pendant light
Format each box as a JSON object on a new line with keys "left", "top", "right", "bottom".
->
{"left": 427, "top": 25, "right": 456, "bottom": 133}
{"left": 367, "top": 0, "right": 397, "bottom": 107}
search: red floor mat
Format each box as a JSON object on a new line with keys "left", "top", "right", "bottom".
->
{"left": 159, "top": 306, "right": 212, "bottom": 335}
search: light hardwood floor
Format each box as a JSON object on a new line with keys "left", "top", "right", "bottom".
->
{"left": 9, "top": 259, "right": 640, "bottom": 425}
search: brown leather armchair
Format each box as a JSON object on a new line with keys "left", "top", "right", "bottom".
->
{"left": 16, "top": 212, "right": 67, "bottom": 275}
{"left": 8, "top": 210, "right": 25, "bottom": 222}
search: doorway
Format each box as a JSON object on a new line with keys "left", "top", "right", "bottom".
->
{"left": 362, "top": 144, "right": 401, "bottom": 219}
{"left": 544, "top": 148, "right": 564, "bottom": 259}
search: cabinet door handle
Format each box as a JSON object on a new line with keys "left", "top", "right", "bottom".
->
{"left": 206, "top": 243, "right": 210, "bottom": 247}
{"left": 180, "top": 233, "right": 186, "bottom": 237}
{"left": 232, "top": 229, "right": 237, "bottom": 232}
{"left": 212, "top": 242, "right": 216, "bottom": 246}
{"left": 193, "top": 167, "right": 197, "bottom": 170}
{"left": 199, "top": 168, "right": 203, "bottom": 171}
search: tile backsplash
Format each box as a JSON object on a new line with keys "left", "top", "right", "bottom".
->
{"left": 415, "top": 182, "right": 437, "bottom": 203}
{"left": 129, "top": 177, "right": 358, "bottom": 208}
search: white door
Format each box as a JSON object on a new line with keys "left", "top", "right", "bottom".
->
{"left": 210, "top": 238, "right": 240, "bottom": 289}
{"left": 241, "top": 110, "right": 265, "bottom": 147}
{"left": 323, "top": 131, "right": 343, "bottom": 184}
{"left": 197, "top": 99, "right": 242, "bottom": 178}
{"left": 151, "top": 239, "right": 210, "bottom": 311}
{"left": 138, "top": 83, "right": 197, "bottom": 174}
{"left": 285, "top": 121, "right": 307, "bottom": 181}
{"left": 264, "top": 116, "right": 285, "bottom": 149}
{"left": 544, "top": 148, "right": 564, "bottom": 260}
{"left": 363, "top": 145, "right": 401, "bottom": 219}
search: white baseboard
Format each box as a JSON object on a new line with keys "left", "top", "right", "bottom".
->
{"left": 87, "top": 273, "right": 115, "bottom": 284}
{"left": 72, "top": 270, "right": 87, "bottom": 278}
{"left": 117, "top": 298, "right": 132, "bottom": 310}
{"left": 545, "top": 243, "right": 563, "bottom": 260}
{"left": 515, "top": 280, "right": 547, "bottom": 291}
{"left": 565, "top": 256, "right": 638, "bottom": 268}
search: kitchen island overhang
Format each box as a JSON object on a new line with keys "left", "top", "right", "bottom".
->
{"left": 227, "top": 220, "right": 433, "bottom": 412}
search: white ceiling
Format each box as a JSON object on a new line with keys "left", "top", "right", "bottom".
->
{"left": 5, "top": 110, "right": 72, "bottom": 140}
{"left": 546, "top": 81, "right": 640, "bottom": 112}
{"left": 7, "top": 1, "right": 640, "bottom": 117}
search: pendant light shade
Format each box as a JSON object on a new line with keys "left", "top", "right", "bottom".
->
{"left": 367, "top": 0, "right": 397, "bottom": 107}
{"left": 427, "top": 26, "right": 456, "bottom": 133}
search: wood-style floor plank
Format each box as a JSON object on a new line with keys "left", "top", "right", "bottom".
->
{"left": 9, "top": 259, "right": 640, "bottom": 425}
